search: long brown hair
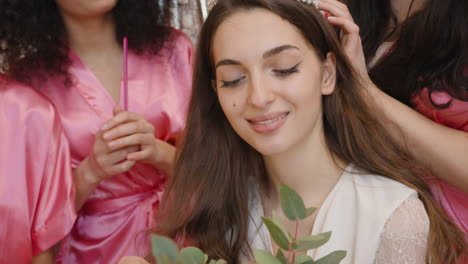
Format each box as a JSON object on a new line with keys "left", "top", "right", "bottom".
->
{"left": 158, "top": 0, "right": 465, "bottom": 263}
{"left": 344, "top": 0, "right": 468, "bottom": 107}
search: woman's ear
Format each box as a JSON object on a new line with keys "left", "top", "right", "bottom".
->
{"left": 321, "top": 52, "right": 337, "bottom": 95}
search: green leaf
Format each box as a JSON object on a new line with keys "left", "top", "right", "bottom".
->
{"left": 295, "top": 254, "right": 313, "bottom": 264}
{"left": 254, "top": 250, "right": 283, "bottom": 264}
{"left": 314, "top": 250, "right": 347, "bottom": 264}
{"left": 305, "top": 207, "right": 316, "bottom": 218}
{"left": 293, "top": 231, "right": 332, "bottom": 251}
{"left": 272, "top": 210, "right": 293, "bottom": 241}
{"left": 151, "top": 235, "right": 180, "bottom": 264}
{"left": 179, "top": 247, "right": 207, "bottom": 264}
{"left": 280, "top": 184, "right": 306, "bottom": 220}
{"left": 262, "top": 217, "right": 291, "bottom": 250}
{"left": 276, "top": 249, "right": 287, "bottom": 264}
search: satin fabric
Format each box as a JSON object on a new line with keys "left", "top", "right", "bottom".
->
{"left": 0, "top": 76, "right": 76, "bottom": 263}
{"left": 412, "top": 88, "right": 468, "bottom": 232}
{"left": 32, "top": 29, "right": 193, "bottom": 263}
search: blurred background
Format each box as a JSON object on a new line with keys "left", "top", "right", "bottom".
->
{"left": 172, "top": 0, "right": 215, "bottom": 43}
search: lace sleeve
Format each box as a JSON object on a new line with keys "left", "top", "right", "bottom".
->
{"left": 375, "top": 194, "right": 430, "bottom": 264}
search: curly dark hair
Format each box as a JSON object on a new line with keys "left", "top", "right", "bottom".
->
{"left": 0, "top": 0, "right": 174, "bottom": 85}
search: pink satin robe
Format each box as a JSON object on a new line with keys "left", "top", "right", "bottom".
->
{"left": 412, "top": 88, "right": 468, "bottom": 233}
{"left": 32, "top": 29, "right": 193, "bottom": 263}
{"left": 0, "top": 76, "right": 76, "bottom": 263}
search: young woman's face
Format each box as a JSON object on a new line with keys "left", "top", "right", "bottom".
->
{"left": 212, "top": 8, "right": 336, "bottom": 156}
{"left": 55, "top": 0, "right": 117, "bottom": 19}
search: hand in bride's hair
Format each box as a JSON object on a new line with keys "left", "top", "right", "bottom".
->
{"left": 319, "top": 0, "right": 368, "bottom": 77}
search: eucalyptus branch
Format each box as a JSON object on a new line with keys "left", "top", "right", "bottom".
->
{"left": 150, "top": 184, "right": 346, "bottom": 264}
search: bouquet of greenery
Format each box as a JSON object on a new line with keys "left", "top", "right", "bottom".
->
{"left": 151, "top": 184, "right": 346, "bottom": 264}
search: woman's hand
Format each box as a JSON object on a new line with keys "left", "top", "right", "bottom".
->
{"left": 101, "top": 107, "right": 176, "bottom": 174}
{"left": 318, "top": 0, "right": 468, "bottom": 192}
{"left": 118, "top": 256, "right": 151, "bottom": 264}
{"left": 101, "top": 107, "right": 159, "bottom": 166}
{"left": 73, "top": 110, "right": 139, "bottom": 209}
{"left": 318, "top": 0, "right": 368, "bottom": 77}
{"left": 74, "top": 107, "right": 176, "bottom": 209}
{"left": 30, "top": 248, "right": 55, "bottom": 264}
{"left": 85, "top": 129, "right": 138, "bottom": 182}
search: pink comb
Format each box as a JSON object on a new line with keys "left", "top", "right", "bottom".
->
{"left": 123, "top": 36, "right": 128, "bottom": 110}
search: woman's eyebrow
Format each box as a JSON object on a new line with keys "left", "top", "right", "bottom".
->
{"left": 215, "top": 59, "right": 241, "bottom": 69}
{"left": 215, "top": 44, "right": 300, "bottom": 69}
{"left": 263, "top": 44, "right": 299, "bottom": 59}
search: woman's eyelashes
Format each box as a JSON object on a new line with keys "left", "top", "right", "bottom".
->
{"left": 219, "top": 62, "right": 302, "bottom": 88}
{"left": 220, "top": 76, "right": 246, "bottom": 88}
{"left": 273, "top": 61, "right": 301, "bottom": 77}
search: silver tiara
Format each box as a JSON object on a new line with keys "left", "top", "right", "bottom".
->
{"left": 296, "top": 0, "right": 319, "bottom": 8}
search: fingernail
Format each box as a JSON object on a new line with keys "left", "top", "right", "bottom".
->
{"left": 101, "top": 124, "right": 109, "bottom": 131}
{"left": 103, "top": 133, "right": 110, "bottom": 140}
{"left": 328, "top": 16, "right": 336, "bottom": 19}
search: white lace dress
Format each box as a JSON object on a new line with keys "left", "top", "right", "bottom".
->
{"left": 375, "top": 194, "right": 429, "bottom": 264}
{"left": 245, "top": 164, "right": 430, "bottom": 264}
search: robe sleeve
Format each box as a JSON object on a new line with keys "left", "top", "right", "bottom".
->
{"left": 29, "top": 101, "right": 77, "bottom": 256}
{"left": 0, "top": 79, "right": 76, "bottom": 262}
{"left": 165, "top": 29, "right": 194, "bottom": 145}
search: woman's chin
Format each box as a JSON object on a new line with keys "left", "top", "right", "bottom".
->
{"left": 250, "top": 142, "right": 288, "bottom": 157}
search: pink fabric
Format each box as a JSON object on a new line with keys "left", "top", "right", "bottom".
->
{"left": 32, "top": 29, "right": 193, "bottom": 263}
{"left": 412, "top": 88, "right": 468, "bottom": 232}
{"left": 0, "top": 76, "right": 76, "bottom": 263}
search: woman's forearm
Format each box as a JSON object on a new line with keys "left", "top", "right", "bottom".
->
{"left": 368, "top": 83, "right": 468, "bottom": 192}
{"left": 73, "top": 158, "right": 102, "bottom": 210}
